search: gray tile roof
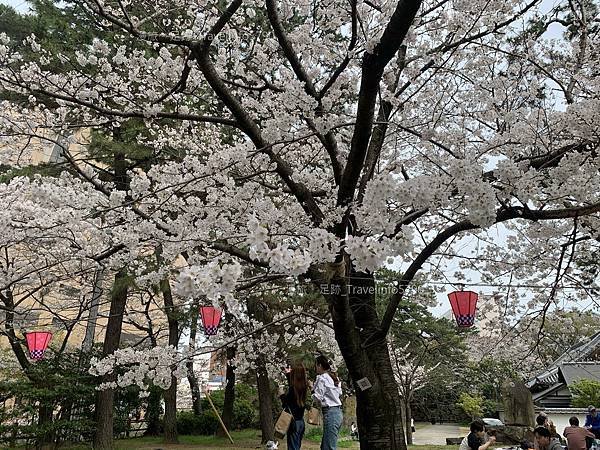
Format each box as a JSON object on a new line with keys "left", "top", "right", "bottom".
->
{"left": 527, "top": 331, "right": 600, "bottom": 388}
{"left": 558, "top": 362, "right": 600, "bottom": 386}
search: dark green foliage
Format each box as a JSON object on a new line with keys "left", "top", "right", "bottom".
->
{"left": 461, "top": 358, "right": 518, "bottom": 406}
{"left": 176, "top": 383, "right": 259, "bottom": 435}
{"left": 176, "top": 410, "right": 219, "bottom": 435}
{"left": 412, "top": 374, "right": 467, "bottom": 423}
{"left": 0, "top": 353, "right": 96, "bottom": 447}
{"left": 88, "top": 121, "right": 164, "bottom": 175}
{"left": 570, "top": 379, "right": 600, "bottom": 408}
{"left": 0, "top": 162, "right": 70, "bottom": 184}
{"left": 0, "top": 350, "right": 147, "bottom": 447}
{"left": 143, "top": 386, "right": 164, "bottom": 436}
{"left": 0, "top": 1, "right": 97, "bottom": 104}
{"left": 0, "top": 4, "right": 34, "bottom": 45}
{"left": 114, "top": 385, "right": 146, "bottom": 436}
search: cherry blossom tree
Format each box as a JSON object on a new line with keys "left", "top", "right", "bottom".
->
{"left": 1, "top": 0, "right": 600, "bottom": 448}
{"left": 390, "top": 343, "right": 440, "bottom": 444}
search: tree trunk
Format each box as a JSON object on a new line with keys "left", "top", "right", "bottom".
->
{"left": 36, "top": 403, "right": 54, "bottom": 450}
{"left": 162, "top": 377, "right": 178, "bottom": 444}
{"left": 217, "top": 346, "right": 236, "bottom": 437}
{"left": 144, "top": 387, "right": 162, "bottom": 436}
{"left": 186, "top": 298, "right": 202, "bottom": 416}
{"left": 246, "top": 297, "right": 275, "bottom": 443}
{"left": 400, "top": 398, "right": 408, "bottom": 445}
{"left": 353, "top": 341, "right": 405, "bottom": 449}
{"left": 160, "top": 278, "right": 179, "bottom": 444}
{"left": 404, "top": 396, "right": 414, "bottom": 444}
{"left": 93, "top": 269, "right": 129, "bottom": 450}
{"left": 327, "top": 268, "right": 407, "bottom": 450}
{"left": 256, "top": 358, "right": 274, "bottom": 443}
{"left": 2, "top": 290, "right": 32, "bottom": 371}
{"left": 82, "top": 268, "right": 105, "bottom": 353}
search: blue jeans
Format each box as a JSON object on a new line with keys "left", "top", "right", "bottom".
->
{"left": 287, "top": 418, "right": 305, "bottom": 450}
{"left": 321, "top": 406, "right": 343, "bottom": 450}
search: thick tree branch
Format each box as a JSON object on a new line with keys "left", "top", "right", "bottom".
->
{"left": 190, "top": 4, "right": 324, "bottom": 224}
{"left": 379, "top": 202, "right": 600, "bottom": 336}
{"left": 265, "top": 0, "right": 342, "bottom": 184}
{"left": 0, "top": 81, "right": 240, "bottom": 128}
{"left": 356, "top": 45, "right": 407, "bottom": 205}
{"left": 265, "top": 0, "right": 318, "bottom": 98}
{"left": 338, "top": 0, "right": 423, "bottom": 208}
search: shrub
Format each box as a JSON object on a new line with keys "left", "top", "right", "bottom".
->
{"left": 176, "top": 410, "right": 219, "bottom": 435}
{"left": 570, "top": 379, "right": 600, "bottom": 408}
{"left": 0, "top": 359, "right": 96, "bottom": 447}
{"left": 457, "top": 392, "right": 484, "bottom": 420}
{"left": 304, "top": 426, "right": 323, "bottom": 442}
{"left": 176, "top": 382, "right": 259, "bottom": 435}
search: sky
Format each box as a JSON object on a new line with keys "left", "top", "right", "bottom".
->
{"left": 0, "top": 0, "right": 28, "bottom": 13}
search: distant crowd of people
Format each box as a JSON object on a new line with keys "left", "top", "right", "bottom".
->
{"left": 460, "top": 406, "right": 600, "bottom": 450}
{"left": 534, "top": 406, "right": 600, "bottom": 450}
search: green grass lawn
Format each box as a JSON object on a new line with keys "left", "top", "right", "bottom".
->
{"left": 113, "top": 429, "right": 358, "bottom": 449}
{"left": 13, "top": 431, "right": 458, "bottom": 449}
{"left": 109, "top": 438, "right": 448, "bottom": 450}
{"left": 409, "top": 446, "right": 455, "bottom": 450}
{"left": 15, "top": 429, "right": 359, "bottom": 449}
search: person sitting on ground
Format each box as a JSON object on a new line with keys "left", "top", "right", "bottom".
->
{"left": 564, "top": 416, "right": 595, "bottom": 450}
{"left": 535, "top": 426, "right": 563, "bottom": 450}
{"left": 460, "top": 420, "right": 483, "bottom": 450}
{"left": 585, "top": 406, "right": 600, "bottom": 439}
{"left": 464, "top": 420, "right": 497, "bottom": 450}
{"left": 536, "top": 412, "right": 561, "bottom": 442}
{"left": 538, "top": 413, "right": 559, "bottom": 434}
{"left": 521, "top": 439, "right": 535, "bottom": 450}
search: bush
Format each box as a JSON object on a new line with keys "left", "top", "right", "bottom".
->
{"left": 304, "top": 426, "right": 323, "bottom": 442}
{"left": 176, "top": 410, "right": 219, "bottom": 435}
{"left": 176, "top": 382, "right": 259, "bottom": 435}
{"left": 457, "top": 392, "right": 484, "bottom": 420}
{"left": 570, "top": 379, "right": 600, "bottom": 408}
{"left": 0, "top": 356, "right": 96, "bottom": 447}
{"left": 0, "top": 350, "right": 146, "bottom": 447}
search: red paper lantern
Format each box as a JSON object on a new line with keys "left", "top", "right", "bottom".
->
{"left": 200, "top": 306, "right": 222, "bottom": 336}
{"left": 25, "top": 331, "right": 52, "bottom": 360}
{"left": 448, "top": 290, "right": 478, "bottom": 328}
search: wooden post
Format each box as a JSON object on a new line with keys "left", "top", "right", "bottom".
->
{"left": 205, "top": 389, "right": 234, "bottom": 444}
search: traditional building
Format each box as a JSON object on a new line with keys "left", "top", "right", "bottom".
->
{"left": 525, "top": 331, "right": 600, "bottom": 432}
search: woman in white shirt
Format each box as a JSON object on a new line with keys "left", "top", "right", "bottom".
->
{"left": 311, "top": 355, "right": 343, "bottom": 450}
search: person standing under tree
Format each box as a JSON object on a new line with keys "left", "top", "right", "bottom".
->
{"left": 310, "top": 355, "right": 343, "bottom": 450}
{"left": 280, "top": 363, "right": 308, "bottom": 450}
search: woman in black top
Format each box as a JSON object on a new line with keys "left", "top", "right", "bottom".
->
{"left": 467, "top": 420, "right": 496, "bottom": 450}
{"left": 280, "top": 363, "right": 308, "bottom": 450}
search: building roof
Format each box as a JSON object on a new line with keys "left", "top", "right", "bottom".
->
{"left": 558, "top": 362, "right": 600, "bottom": 386}
{"left": 554, "top": 332, "right": 600, "bottom": 366}
{"left": 527, "top": 331, "right": 600, "bottom": 389}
